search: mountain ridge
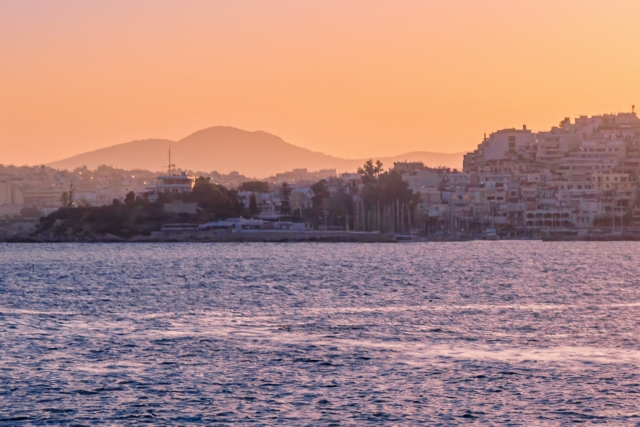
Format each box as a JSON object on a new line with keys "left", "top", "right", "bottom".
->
{"left": 47, "top": 126, "right": 464, "bottom": 178}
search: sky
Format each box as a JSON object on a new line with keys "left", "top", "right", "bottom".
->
{"left": 1, "top": 0, "right": 640, "bottom": 166}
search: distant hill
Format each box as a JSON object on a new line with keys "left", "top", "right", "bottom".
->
{"left": 47, "top": 126, "right": 463, "bottom": 177}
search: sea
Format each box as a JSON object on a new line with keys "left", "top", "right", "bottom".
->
{"left": 1, "top": 242, "right": 639, "bottom": 425}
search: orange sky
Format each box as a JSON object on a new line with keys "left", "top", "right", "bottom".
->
{"left": 1, "top": 0, "right": 639, "bottom": 166}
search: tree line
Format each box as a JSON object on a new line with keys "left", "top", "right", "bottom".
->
{"left": 41, "top": 160, "right": 420, "bottom": 236}
{"left": 303, "top": 160, "right": 419, "bottom": 232}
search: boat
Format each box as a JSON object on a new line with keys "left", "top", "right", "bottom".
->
{"left": 485, "top": 228, "right": 499, "bottom": 240}
{"left": 394, "top": 234, "right": 428, "bottom": 242}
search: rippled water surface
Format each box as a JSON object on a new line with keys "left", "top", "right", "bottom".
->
{"left": 1, "top": 242, "right": 640, "bottom": 425}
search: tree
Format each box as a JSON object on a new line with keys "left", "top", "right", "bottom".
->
{"left": 124, "top": 191, "right": 136, "bottom": 204}
{"left": 357, "top": 159, "right": 384, "bottom": 184}
{"left": 68, "top": 182, "right": 75, "bottom": 207}
{"left": 188, "top": 176, "right": 243, "bottom": 220}
{"left": 280, "top": 182, "right": 291, "bottom": 215}
{"left": 310, "top": 179, "right": 330, "bottom": 227}
{"left": 239, "top": 180, "right": 270, "bottom": 193}
{"left": 60, "top": 182, "right": 75, "bottom": 208}
{"left": 311, "top": 179, "right": 330, "bottom": 207}
{"left": 327, "top": 188, "right": 354, "bottom": 228}
{"left": 249, "top": 193, "right": 259, "bottom": 215}
{"left": 355, "top": 160, "right": 420, "bottom": 232}
{"left": 377, "top": 170, "right": 418, "bottom": 206}
{"left": 281, "top": 182, "right": 292, "bottom": 198}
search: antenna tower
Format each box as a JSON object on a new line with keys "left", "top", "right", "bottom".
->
{"left": 168, "top": 145, "right": 175, "bottom": 175}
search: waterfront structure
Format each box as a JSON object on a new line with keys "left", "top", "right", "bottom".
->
{"left": 155, "top": 172, "right": 195, "bottom": 193}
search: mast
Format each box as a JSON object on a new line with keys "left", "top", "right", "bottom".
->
{"left": 167, "top": 145, "right": 176, "bottom": 175}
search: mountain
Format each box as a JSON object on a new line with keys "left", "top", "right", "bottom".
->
{"left": 47, "top": 138, "right": 176, "bottom": 172}
{"left": 47, "top": 126, "right": 464, "bottom": 177}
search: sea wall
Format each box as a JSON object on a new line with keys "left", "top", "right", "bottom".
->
{"left": 148, "top": 230, "right": 397, "bottom": 243}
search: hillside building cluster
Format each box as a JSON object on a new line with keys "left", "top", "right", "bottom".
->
{"left": 454, "top": 111, "right": 640, "bottom": 234}
{"left": 0, "top": 163, "right": 336, "bottom": 219}
{"left": 0, "top": 165, "right": 155, "bottom": 217}
{"left": 247, "top": 111, "right": 640, "bottom": 237}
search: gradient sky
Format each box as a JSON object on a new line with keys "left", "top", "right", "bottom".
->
{"left": 1, "top": 0, "right": 640, "bottom": 166}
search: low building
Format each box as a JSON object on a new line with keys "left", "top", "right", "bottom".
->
{"left": 155, "top": 173, "right": 194, "bottom": 193}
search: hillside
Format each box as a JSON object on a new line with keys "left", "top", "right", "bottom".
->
{"left": 48, "top": 138, "right": 175, "bottom": 172}
{"left": 47, "top": 127, "right": 464, "bottom": 177}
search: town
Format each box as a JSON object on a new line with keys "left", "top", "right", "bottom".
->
{"left": 2, "top": 110, "right": 640, "bottom": 241}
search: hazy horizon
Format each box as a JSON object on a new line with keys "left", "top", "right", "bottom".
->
{"left": 2, "top": 0, "right": 639, "bottom": 166}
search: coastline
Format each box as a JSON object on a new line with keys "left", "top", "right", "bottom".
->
{"left": 1, "top": 230, "right": 399, "bottom": 243}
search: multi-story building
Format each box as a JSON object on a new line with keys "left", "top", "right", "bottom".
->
{"left": 427, "top": 110, "right": 640, "bottom": 236}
